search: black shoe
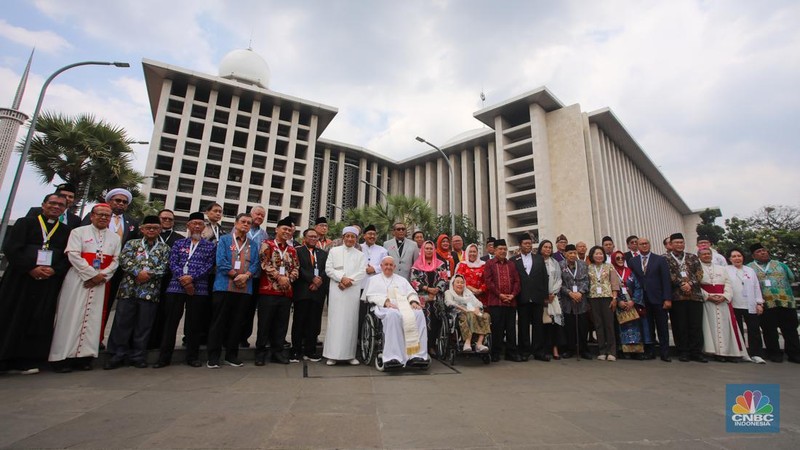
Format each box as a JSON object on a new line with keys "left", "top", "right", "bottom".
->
{"left": 580, "top": 352, "right": 593, "bottom": 360}
{"left": 770, "top": 355, "right": 784, "bottom": 363}
{"left": 153, "top": 361, "right": 170, "bottom": 369}
{"left": 491, "top": 354, "right": 501, "bottom": 363}
{"left": 271, "top": 353, "right": 289, "bottom": 365}
{"left": 692, "top": 355, "right": 708, "bottom": 363}
{"left": 661, "top": 356, "right": 672, "bottom": 362}
{"left": 520, "top": 354, "right": 530, "bottom": 362}
{"left": 53, "top": 365, "right": 72, "bottom": 374}
{"left": 385, "top": 359, "right": 403, "bottom": 368}
{"left": 726, "top": 357, "right": 739, "bottom": 363}
{"left": 132, "top": 361, "right": 148, "bottom": 369}
{"left": 186, "top": 360, "right": 202, "bottom": 368}
{"left": 224, "top": 358, "right": 244, "bottom": 367}
{"left": 407, "top": 357, "right": 428, "bottom": 366}
{"left": 787, "top": 357, "right": 800, "bottom": 364}
{"left": 99, "top": 343, "right": 106, "bottom": 351}
{"left": 103, "top": 360, "right": 124, "bottom": 370}
{"left": 644, "top": 353, "right": 656, "bottom": 360}
{"left": 239, "top": 341, "right": 251, "bottom": 348}
{"left": 505, "top": 354, "right": 523, "bottom": 362}
{"left": 560, "top": 352, "right": 573, "bottom": 359}
{"left": 289, "top": 353, "right": 301, "bottom": 363}
{"left": 714, "top": 355, "right": 726, "bottom": 363}
{"left": 77, "top": 362, "right": 93, "bottom": 371}
{"left": 254, "top": 355, "right": 266, "bottom": 366}
{"left": 678, "top": 354, "right": 690, "bottom": 362}
{"left": 534, "top": 354, "right": 551, "bottom": 362}
{"left": 303, "top": 353, "right": 322, "bottom": 362}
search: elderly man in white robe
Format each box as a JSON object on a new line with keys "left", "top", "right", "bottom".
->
{"left": 49, "top": 204, "right": 121, "bottom": 372}
{"left": 364, "top": 256, "right": 430, "bottom": 367}
{"left": 698, "top": 248, "right": 745, "bottom": 362}
{"left": 324, "top": 226, "right": 367, "bottom": 365}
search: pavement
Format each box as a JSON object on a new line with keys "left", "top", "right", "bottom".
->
{"left": 1, "top": 348, "right": 799, "bottom": 449}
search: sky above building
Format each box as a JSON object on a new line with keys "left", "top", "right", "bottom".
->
{"left": 1, "top": 0, "right": 798, "bottom": 224}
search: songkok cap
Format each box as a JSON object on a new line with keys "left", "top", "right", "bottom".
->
{"left": 315, "top": 217, "right": 327, "bottom": 225}
{"left": 105, "top": 188, "right": 132, "bottom": 203}
{"left": 91, "top": 203, "right": 111, "bottom": 212}
{"left": 556, "top": 234, "right": 568, "bottom": 242}
{"left": 364, "top": 224, "right": 377, "bottom": 233}
{"left": 277, "top": 216, "right": 293, "bottom": 227}
{"left": 565, "top": 244, "right": 577, "bottom": 252}
{"left": 749, "top": 242, "right": 765, "bottom": 253}
{"left": 697, "top": 235, "right": 711, "bottom": 243}
{"left": 56, "top": 182, "right": 77, "bottom": 193}
{"left": 517, "top": 234, "right": 532, "bottom": 244}
{"left": 142, "top": 215, "right": 160, "bottom": 225}
{"left": 494, "top": 239, "right": 507, "bottom": 247}
{"left": 188, "top": 212, "right": 205, "bottom": 221}
{"left": 486, "top": 236, "right": 496, "bottom": 244}
{"left": 602, "top": 235, "right": 613, "bottom": 243}
{"left": 669, "top": 232, "right": 684, "bottom": 241}
{"left": 342, "top": 226, "right": 359, "bottom": 237}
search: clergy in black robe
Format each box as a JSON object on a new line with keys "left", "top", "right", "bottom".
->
{"left": 0, "top": 194, "right": 71, "bottom": 373}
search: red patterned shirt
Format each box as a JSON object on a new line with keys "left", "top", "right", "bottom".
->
{"left": 259, "top": 240, "right": 300, "bottom": 297}
{"left": 483, "top": 257, "right": 520, "bottom": 307}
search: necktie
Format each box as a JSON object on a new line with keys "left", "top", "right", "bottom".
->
{"left": 397, "top": 239, "right": 404, "bottom": 257}
{"left": 114, "top": 216, "right": 123, "bottom": 238}
{"left": 310, "top": 249, "right": 316, "bottom": 267}
{"left": 642, "top": 255, "right": 649, "bottom": 274}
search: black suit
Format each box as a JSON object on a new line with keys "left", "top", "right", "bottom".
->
{"left": 623, "top": 251, "right": 638, "bottom": 265}
{"left": 513, "top": 252, "right": 550, "bottom": 358}
{"left": 26, "top": 207, "right": 81, "bottom": 229}
{"left": 291, "top": 246, "right": 329, "bottom": 357}
{"left": 629, "top": 252, "right": 673, "bottom": 358}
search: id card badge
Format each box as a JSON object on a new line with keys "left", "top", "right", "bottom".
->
{"left": 279, "top": 266, "right": 286, "bottom": 276}
{"left": 596, "top": 287, "right": 602, "bottom": 294}
{"left": 572, "top": 285, "right": 578, "bottom": 293}
{"left": 765, "top": 280, "right": 772, "bottom": 287}
{"left": 313, "top": 268, "right": 319, "bottom": 277}
{"left": 234, "top": 260, "right": 242, "bottom": 270}
{"left": 183, "top": 264, "right": 189, "bottom": 275}
{"left": 92, "top": 258, "right": 102, "bottom": 270}
{"left": 680, "top": 271, "right": 687, "bottom": 278}
{"left": 36, "top": 249, "right": 53, "bottom": 266}
{"left": 622, "top": 287, "right": 628, "bottom": 296}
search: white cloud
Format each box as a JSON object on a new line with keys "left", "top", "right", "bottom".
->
{"left": 0, "top": 19, "right": 71, "bottom": 53}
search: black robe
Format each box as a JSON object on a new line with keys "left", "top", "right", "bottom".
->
{"left": 0, "top": 216, "right": 71, "bottom": 361}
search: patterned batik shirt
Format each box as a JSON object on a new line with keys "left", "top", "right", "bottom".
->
{"left": 748, "top": 260, "right": 796, "bottom": 309}
{"left": 117, "top": 238, "right": 171, "bottom": 302}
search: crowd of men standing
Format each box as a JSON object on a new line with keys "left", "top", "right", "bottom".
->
{"left": 0, "top": 182, "right": 798, "bottom": 375}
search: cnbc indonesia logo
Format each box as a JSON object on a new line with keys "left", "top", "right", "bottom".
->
{"left": 727, "top": 385, "right": 780, "bottom": 433}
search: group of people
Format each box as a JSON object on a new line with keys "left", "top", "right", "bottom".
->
{"left": 1, "top": 182, "right": 798, "bottom": 376}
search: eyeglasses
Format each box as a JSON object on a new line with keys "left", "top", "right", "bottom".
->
{"left": 394, "top": 227, "right": 406, "bottom": 231}
{"left": 615, "top": 257, "right": 624, "bottom": 261}
{"left": 160, "top": 217, "right": 174, "bottom": 221}
{"left": 93, "top": 213, "right": 112, "bottom": 218}
{"left": 46, "top": 201, "right": 67, "bottom": 207}
{"left": 141, "top": 226, "right": 160, "bottom": 231}
{"left": 110, "top": 198, "right": 129, "bottom": 204}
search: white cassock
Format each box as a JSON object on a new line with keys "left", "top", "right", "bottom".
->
{"left": 323, "top": 244, "right": 367, "bottom": 360}
{"left": 49, "top": 225, "right": 121, "bottom": 361}
{"left": 363, "top": 273, "right": 429, "bottom": 365}
{"left": 700, "top": 263, "right": 745, "bottom": 358}
{"left": 360, "top": 243, "right": 388, "bottom": 289}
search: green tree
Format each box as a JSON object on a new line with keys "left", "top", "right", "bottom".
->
{"left": 23, "top": 112, "right": 143, "bottom": 210}
{"left": 423, "top": 213, "right": 483, "bottom": 246}
{"left": 696, "top": 208, "right": 725, "bottom": 244}
{"left": 718, "top": 205, "right": 800, "bottom": 276}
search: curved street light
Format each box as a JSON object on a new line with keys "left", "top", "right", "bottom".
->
{"left": 415, "top": 136, "right": 455, "bottom": 237}
{"left": 0, "top": 60, "right": 130, "bottom": 246}
{"left": 360, "top": 179, "right": 388, "bottom": 203}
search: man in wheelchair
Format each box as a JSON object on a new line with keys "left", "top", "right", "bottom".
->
{"left": 363, "top": 256, "right": 430, "bottom": 368}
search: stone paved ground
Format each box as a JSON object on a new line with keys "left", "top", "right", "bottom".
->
{"left": 1, "top": 350, "right": 798, "bottom": 449}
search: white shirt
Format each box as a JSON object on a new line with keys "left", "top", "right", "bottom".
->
{"left": 520, "top": 251, "right": 532, "bottom": 275}
{"left": 725, "top": 265, "right": 763, "bottom": 312}
{"left": 360, "top": 242, "right": 389, "bottom": 288}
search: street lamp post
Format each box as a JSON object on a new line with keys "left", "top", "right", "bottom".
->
{"left": 359, "top": 179, "right": 388, "bottom": 204}
{"left": 0, "top": 60, "right": 130, "bottom": 246}
{"left": 77, "top": 140, "right": 149, "bottom": 218}
{"left": 415, "top": 136, "right": 455, "bottom": 237}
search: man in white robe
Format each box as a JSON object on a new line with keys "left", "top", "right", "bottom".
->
{"left": 364, "top": 256, "right": 429, "bottom": 367}
{"left": 698, "top": 248, "right": 744, "bottom": 361}
{"left": 49, "top": 204, "right": 121, "bottom": 372}
{"left": 360, "top": 224, "right": 388, "bottom": 289}
{"left": 323, "top": 226, "right": 367, "bottom": 365}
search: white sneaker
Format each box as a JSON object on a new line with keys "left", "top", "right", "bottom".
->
{"left": 463, "top": 343, "right": 472, "bottom": 352}
{"left": 326, "top": 359, "right": 336, "bottom": 366}
{"left": 742, "top": 355, "right": 752, "bottom": 363}
{"left": 597, "top": 354, "right": 607, "bottom": 361}
{"left": 752, "top": 356, "right": 767, "bottom": 364}
{"left": 476, "top": 344, "right": 489, "bottom": 353}
{"left": 348, "top": 358, "right": 361, "bottom": 366}
{"left": 606, "top": 355, "right": 617, "bottom": 362}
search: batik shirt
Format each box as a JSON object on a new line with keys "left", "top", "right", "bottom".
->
{"left": 117, "top": 238, "right": 171, "bottom": 302}
{"left": 666, "top": 251, "right": 704, "bottom": 301}
{"left": 748, "top": 260, "right": 796, "bottom": 309}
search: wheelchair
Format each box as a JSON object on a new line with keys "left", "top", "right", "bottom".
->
{"left": 359, "top": 302, "right": 431, "bottom": 372}
{"left": 435, "top": 305, "right": 492, "bottom": 366}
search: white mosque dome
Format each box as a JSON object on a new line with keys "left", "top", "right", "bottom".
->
{"left": 218, "top": 48, "right": 270, "bottom": 88}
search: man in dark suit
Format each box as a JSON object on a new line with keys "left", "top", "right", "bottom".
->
{"left": 480, "top": 237, "right": 496, "bottom": 262}
{"left": 623, "top": 235, "right": 639, "bottom": 264}
{"left": 290, "top": 227, "right": 329, "bottom": 362}
{"left": 513, "top": 234, "right": 550, "bottom": 361}
{"left": 628, "top": 237, "right": 673, "bottom": 362}
{"left": 25, "top": 183, "right": 81, "bottom": 229}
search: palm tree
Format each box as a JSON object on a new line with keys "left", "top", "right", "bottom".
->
{"left": 23, "top": 112, "right": 143, "bottom": 209}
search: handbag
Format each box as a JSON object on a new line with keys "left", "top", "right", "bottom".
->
{"left": 616, "top": 305, "right": 640, "bottom": 324}
{"left": 542, "top": 308, "right": 553, "bottom": 324}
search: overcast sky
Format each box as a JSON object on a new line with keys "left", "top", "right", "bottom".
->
{"left": 1, "top": 0, "right": 798, "bottom": 223}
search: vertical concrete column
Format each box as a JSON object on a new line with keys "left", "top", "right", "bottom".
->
{"left": 461, "top": 148, "right": 474, "bottom": 219}
{"left": 474, "top": 145, "right": 489, "bottom": 238}
{"left": 529, "top": 103, "right": 554, "bottom": 240}
{"left": 318, "top": 147, "right": 331, "bottom": 216}
{"left": 335, "top": 152, "right": 346, "bottom": 221}
{"left": 299, "top": 113, "right": 319, "bottom": 227}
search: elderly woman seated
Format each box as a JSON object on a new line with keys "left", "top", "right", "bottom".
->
{"left": 444, "top": 274, "right": 491, "bottom": 353}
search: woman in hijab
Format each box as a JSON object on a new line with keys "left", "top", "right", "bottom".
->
{"left": 444, "top": 274, "right": 491, "bottom": 352}
{"left": 410, "top": 240, "right": 449, "bottom": 355}
{"left": 611, "top": 250, "right": 650, "bottom": 359}
{"left": 435, "top": 234, "right": 456, "bottom": 278}
{"left": 455, "top": 244, "right": 487, "bottom": 304}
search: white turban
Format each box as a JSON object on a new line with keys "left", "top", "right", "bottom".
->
{"left": 105, "top": 188, "right": 132, "bottom": 203}
{"left": 342, "top": 226, "right": 359, "bottom": 237}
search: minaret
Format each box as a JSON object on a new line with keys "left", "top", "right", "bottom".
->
{"left": 0, "top": 49, "right": 34, "bottom": 185}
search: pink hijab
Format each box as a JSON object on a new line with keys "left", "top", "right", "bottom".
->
{"left": 412, "top": 240, "right": 441, "bottom": 272}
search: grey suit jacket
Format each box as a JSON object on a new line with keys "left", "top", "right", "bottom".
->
{"left": 383, "top": 238, "right": 418, "bottom": 280}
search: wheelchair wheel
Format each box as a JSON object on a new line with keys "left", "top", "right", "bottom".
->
{"left": 375, "top": 351, "right": 385, "bottom": 372}
{"left": 360, "top": 313, "right": 379, "bottom": 365}
{"left": 436, "top": 311, "right": 450, "bottom": 361}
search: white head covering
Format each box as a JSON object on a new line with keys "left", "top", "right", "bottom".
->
{"left": 105, "top": 188, "right": 132, "bottom": 203}
{"left": 342, "top": 226, "right": 359, "bottom": 237}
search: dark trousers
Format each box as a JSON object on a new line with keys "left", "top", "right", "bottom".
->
{"left": 291, "top": 296, "right": 325, "bottom": 357}
{"left": 157, "top": 292, "right": 209, "bottom": 364}
{"left": 563, "top": 312, "right": 588, "bottom": 355}
{"left": 239, "top": 279, "right": 259, "bottom": 344}
{"left": 424, "top": 299, "right": 443, "bottom": 353}
{"left": 256, "top": 295, "right": 292, "bottom": 358}
{"left": 517, "top": 302, "right": 545, "bottom": 357}
{"left": 646, "top": 301, "right": 672, "bottom": 358}
{"left": 733, "top": 308, "right": 764, "bottom": 358}
{"left": 760, "top": 306, "right": 800, "bottom": 360}
{"left": 590, "top": 297, "right": 617, "bottom": 357}
{"left": 207, "top": 291, "right": 250, "bottom": 362}
{"left": 147, "top": 271, "right": 172, "bottom": 349}
{"left": 671, "top": 300, "right": 704, "bottom": 357}
{"left": 489, "top": 305, "right": 517, "bottom": 357}
{"left": 185, "top": 272, "right": 215, "bottom": 345}
{"left": 107, "top": 297, "right": 158, "bottom": 363}
{"left": 100, "top": 271, "right": 124, "bottom": 344}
